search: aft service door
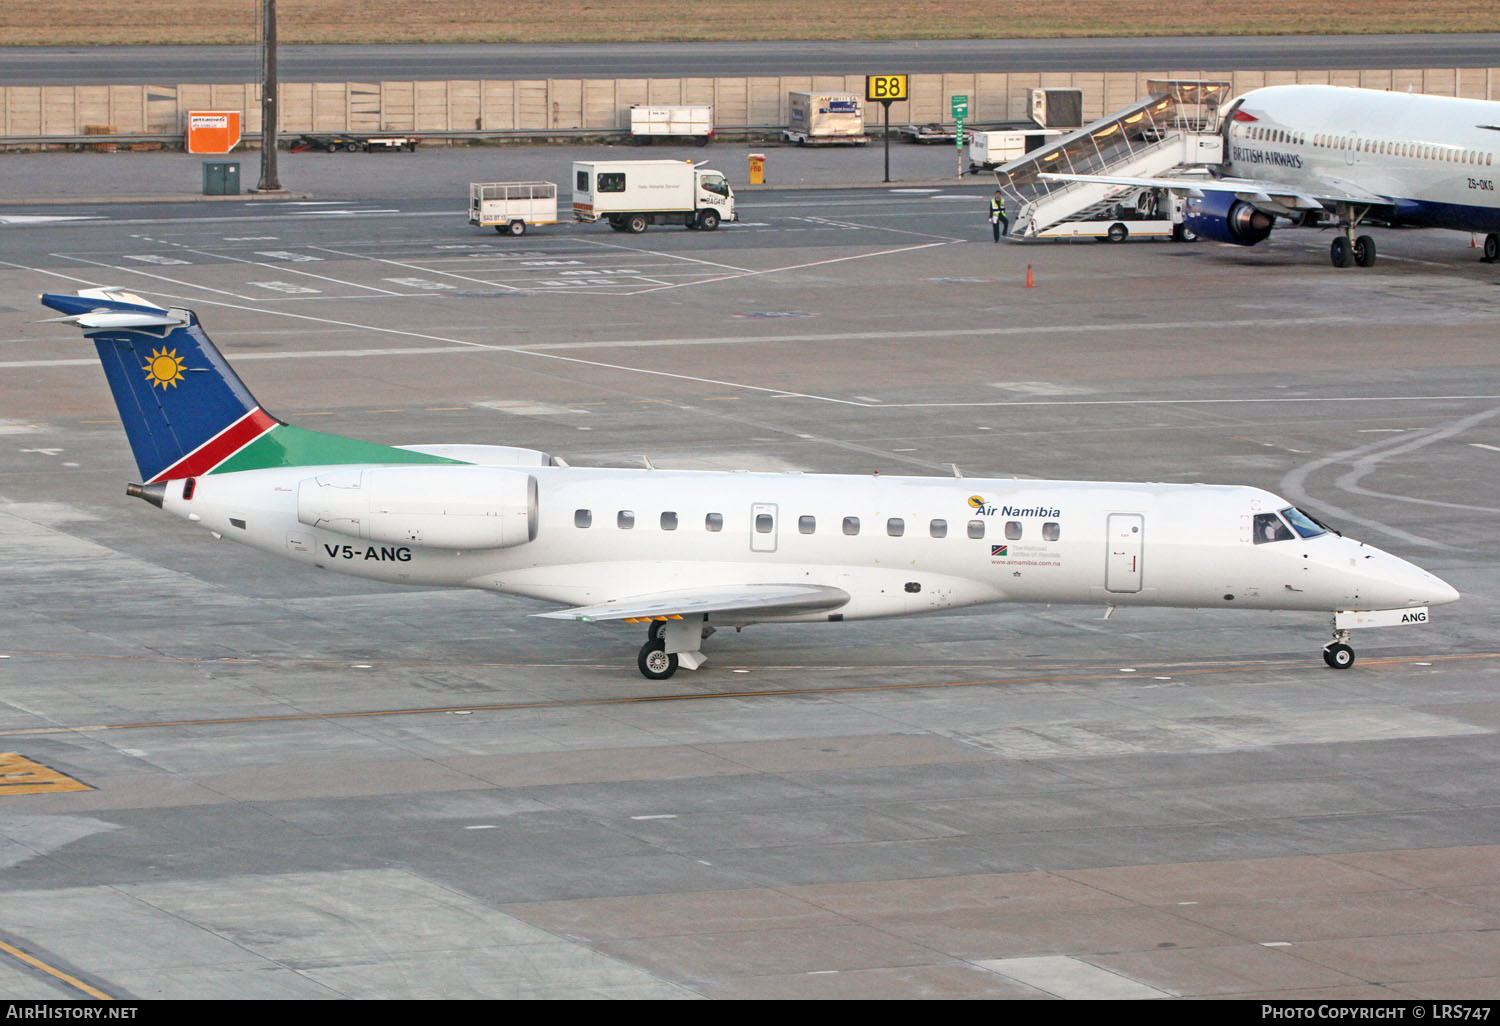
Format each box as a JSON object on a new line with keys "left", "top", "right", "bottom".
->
{"left": 1105, "top": 513, "right": 1144, "bottom": 593}
{"left": 750, "top": 503, "right": 778, "bottom": 553}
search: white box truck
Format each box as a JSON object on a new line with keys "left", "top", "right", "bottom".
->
{"left": 783, "top": 92, "right": 867, "bottom": 145}
{"left": 468, "top": 181, "right": 559, "bottom": 236}
{"left": 630, "top": 105, "right": 714, "bottom": 145}
{"left": 968, "top": 128, "right": 1064, "bottom": 172}
{"left": 572, "top": 160, "right": 736, "bottom": 232}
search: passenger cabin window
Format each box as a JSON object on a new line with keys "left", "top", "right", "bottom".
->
{"left": 799, "top": 515, "right": 816, "bottom": 535}
{"left": 705, "top": 512, "right": 723, "bottom": 532}
{"left": 887, "top": 518, "right": 904, "bottom": 537}
{"left": 597, "top": 172, "right": 626, "bottom": 193}
{"left": 574, "top": 509, "right": 592, "bottom": 528}
{"left": 1253, "top": 511, "right": 1295, "bottom": 544}
{"left": 930, "top": 519, "right": 947, "bottom": 538}
{"left": 618, "top": 510, "right": 635, "bottom": 529}
{"left": 1005, "top": 521, "right": 1023, "bottom": 541}
{"left": 661, "top": 512, "right": 678, "bottom": 531}
{"left": 967, "top": 519, "right": 985, "bottom": 540}
{"left": 755, "top": 513, "right": 773, "bottom": 534}
{"left": 1042, "top": 522, "right": 1060, "bottom": 541}
{"left": 842, "top": 516, "right": 860, "bottom": 536}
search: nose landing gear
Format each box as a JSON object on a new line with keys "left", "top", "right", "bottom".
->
{"left": 1323, "top": 623, "right": 1355, "bottom": 669}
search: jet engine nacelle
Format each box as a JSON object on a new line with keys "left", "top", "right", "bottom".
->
{"left": 297, "top": 466, "right": 538, "bottom": 550}
{"left": 1183, "top": 192, "right": 1274, "bottom": 246}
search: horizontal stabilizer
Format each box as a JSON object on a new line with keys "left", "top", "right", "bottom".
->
{"left": 534, "top": 583, "right": 850, "bottom": 623}
{"left": 39, "top": 288, "right": 170, "bottom": 319}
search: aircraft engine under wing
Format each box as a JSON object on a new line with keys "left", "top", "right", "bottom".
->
{"left": 1185, "top": 191, "right": 1275, "bottom": 245}
{"left": 534, "top": 583, "right": 851, "bottom": 624}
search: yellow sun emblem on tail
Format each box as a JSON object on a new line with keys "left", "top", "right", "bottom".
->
{"left": 143, "top": 347, "right": 186, "bottom": 389}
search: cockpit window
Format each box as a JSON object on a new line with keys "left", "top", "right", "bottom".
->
{"left": 1253, "top": 511, "right": 1295, "bottom": 544}
{"left": 1280, "top": 506, "right": 1328, "bottom": 539}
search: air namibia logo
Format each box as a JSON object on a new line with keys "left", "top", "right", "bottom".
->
{"left": 968, "top": 494, "right": 998, "bottom": 516}
{"left": 143, "top": 347, "right": 186, "bottom": 389}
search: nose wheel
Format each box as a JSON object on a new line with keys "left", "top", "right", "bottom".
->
{"left": 1322, "top": 622, "right": 1355, "bottom": 669}
{"left": 1322, "top": 642, "right": 1355, "bottom": 669}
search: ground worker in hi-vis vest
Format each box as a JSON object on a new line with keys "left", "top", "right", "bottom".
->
{"left": 990, "top": 190, "right": 1009, "bottom": 241}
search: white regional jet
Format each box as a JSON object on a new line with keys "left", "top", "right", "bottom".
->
{"left": 1042, "top": 84, "right": 1500, "bottom": 268}
{"left": 41, "top": 288, "right": 1459, "bottom": 678}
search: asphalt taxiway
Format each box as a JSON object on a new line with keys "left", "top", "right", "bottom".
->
{"left": 0, "top": 144, "right": 1497, "bottom": 999}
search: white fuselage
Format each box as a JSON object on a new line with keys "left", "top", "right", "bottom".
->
{"left": 1224, "top": 85, "right": 1500, "bottom": 231}
{"left": 156, "top": 463, "right": 1457, "bottom": 625}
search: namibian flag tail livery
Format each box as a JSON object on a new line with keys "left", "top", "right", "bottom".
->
{"left": 41, "top": 289, "right": 457, "bottom": 482}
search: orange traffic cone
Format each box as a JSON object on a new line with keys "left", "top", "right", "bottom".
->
{"left": 1025, "top": 264, "right": 1035, "bottom": 288}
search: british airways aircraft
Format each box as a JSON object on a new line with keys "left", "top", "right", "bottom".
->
{"left": 1043, "top": 84, "right": 1500, "bottom": 268}
{"left": 40, "top": 288, "right": 1459, "bottom": 678}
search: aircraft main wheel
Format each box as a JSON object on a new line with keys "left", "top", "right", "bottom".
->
{"left": 698, "top": 209, "right": 720, "bottom": 231}
{"left": 507, "top": 219, "right": 527, "bottom": 237}
{"left": 1484, "top": 233, "right": 1499, "bottom": 263}
{"left": 1106, "top": 222, "right": 1128, "bottom": 243}
{"left": 638, "top": 639, "right": 678, "bottom": 680}
{"left": 626, "top": 214, "right": 649, "bottom": 234}
{"left": 1330, "top": 236, "right": 1352, "bottom": 268}
{"left": 1323, "top": 642, "right": 1355, "bottom": 669}
{"left": 1354, "top": 234, "right": 1377, "bottom": 267}
{"left": 647, "top": 620, "right": 668, "bottom": 643}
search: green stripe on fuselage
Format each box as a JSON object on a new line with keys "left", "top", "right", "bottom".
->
{"left": 208, "top": 424, "right": 466, "bottom": 474}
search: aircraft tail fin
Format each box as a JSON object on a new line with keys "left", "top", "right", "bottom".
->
{"left": 40, "top": 290, "right": 460, "bottom": 482}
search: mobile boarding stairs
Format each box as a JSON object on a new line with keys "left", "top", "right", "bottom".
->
{"left": 996, "top": 80, "right": 1230, "bottom": 240}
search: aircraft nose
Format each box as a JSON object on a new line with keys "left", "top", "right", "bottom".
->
{"left": 1380, "top": 555, "right": 1460, "bottom": 608}
{"left": 1428, "top": 573, "right": 1461, "bottom": 606}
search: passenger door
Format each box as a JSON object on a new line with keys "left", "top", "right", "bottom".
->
{"left": 1105, "top": 513, "right": 1144, "bottom": 593}
{"left": 750, "top": 503, "right": 778, "bottom": 553}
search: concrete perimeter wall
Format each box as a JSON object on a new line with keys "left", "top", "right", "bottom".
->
{"left": 4, "top": 68, "right": 1499, "bottom": 137}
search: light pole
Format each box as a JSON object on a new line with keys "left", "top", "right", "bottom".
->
{"left": 257, "top": 0, "right": 281, "bottom": 192}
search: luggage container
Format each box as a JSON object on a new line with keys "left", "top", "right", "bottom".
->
{"left": 630, "top": 105, "right": 713, "bottom": 145}
{"left": 468, "top": 181, "right": 560, "bottom": 236}
{"left": 783, "top": 92, "right": 867, "bottom": 145}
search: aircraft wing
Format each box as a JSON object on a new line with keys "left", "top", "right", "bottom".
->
{"left": 534, "top": 583, "right": 850, "bottom": 623}
{"left": 1038, "top": 172, "right": 1390, "bottom": 215}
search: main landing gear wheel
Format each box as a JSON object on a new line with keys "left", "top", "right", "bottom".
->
{"left": 1323, "top": 642, "right": 1355, "bottom": 669}
{"left": 638, "top": 639, "right": 678, "bottom": 680}
{"left": 1330, "top": 235, "right": 1352, "bottom": 268}
{"left": 1484, "top": 233, "right": 1500, "bottom": 263}
{"left": 1353, "top": 234, "right": 1377, "bottom": 267}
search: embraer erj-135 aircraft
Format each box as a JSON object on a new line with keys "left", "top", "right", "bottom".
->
{"left": 41, "top": 289, "right": 1459, "bottom": 679}
{"left": 1043, "top": 84, "right": 1500, "bottom": 268}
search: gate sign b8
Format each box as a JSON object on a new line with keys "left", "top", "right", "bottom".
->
{"left": 865, "top": 75, "right": 909, "bottom": 102}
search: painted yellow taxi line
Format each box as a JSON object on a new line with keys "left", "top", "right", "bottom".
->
{"left": 0, "top": 752, "right": 93, "bottom": 796}
{"left": 0, "top": 937, "right": 114, "bottom": 1000}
